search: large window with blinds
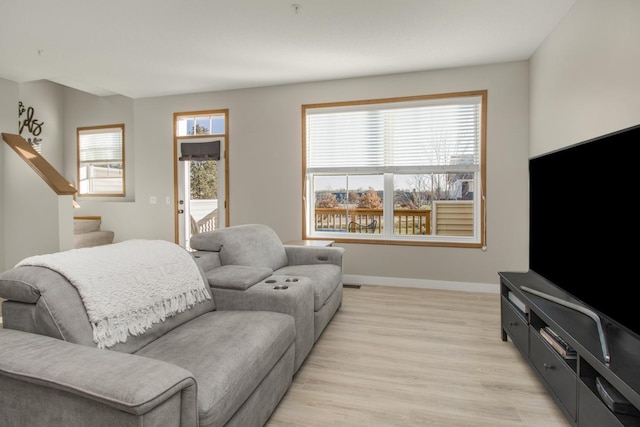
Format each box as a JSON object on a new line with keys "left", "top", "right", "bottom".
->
{"left": 303, "top": 91, "right": 486, "bottom": 247}
{"left": 77, "top": 124, "right": 125, "bottom": 196}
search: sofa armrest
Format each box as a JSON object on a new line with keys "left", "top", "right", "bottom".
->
{"left": 0, "top": 329, "right": 198, "bottom": 427}
{"left": 284, "top": 245, "right": 345, "bottom": 267}
{"left": 204, "top": 265, "right": 273, "bottom": 290}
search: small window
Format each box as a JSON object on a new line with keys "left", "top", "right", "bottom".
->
{"left": 303, "top": 91, "right": 486, "bottom": 247}
{"left": 77, "top": 124, "right": 125, "bottom": 196}
{"left": 176, "top": 113, "right": 225, "bottom": 136}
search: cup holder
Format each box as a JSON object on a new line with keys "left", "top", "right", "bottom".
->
{"left": 273, "top": 285, "right": 289, "bottom": 290}
{"left": 285, "top": 278, "right": 299, "bottom": 283}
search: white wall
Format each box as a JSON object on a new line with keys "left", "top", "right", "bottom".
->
{"left": 0, "top": 80, "right": 75, "bottom": 267}
{"left": 10, "top": 0, "right": 636, "bottom": 287}
{"left": 530, "top": 0, "right": 640, "bottom": 156}
{"left": 61, "top": 89, "right": 137, "bottom": 239}
{"left": 6, "top": 0, "right": 637, "bottom": 290}
{"left": 3, "top": 139, "right": 67, "bottom": 267}
{"left": 53, "top": 62, "right": 529, "bottom": 288}
{"left": 0, "top": 78, "right": 19, "bottom": 271}
{"left": 19, "top": 80, "right": 65, "bottom": 170}
{"left": 93, "top": 61, "right": 529, "bottom": 288}
{"left": 62, "top": 89, "right": 135, "bottom": 200}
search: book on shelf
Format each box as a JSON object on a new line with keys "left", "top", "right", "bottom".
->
{"left": 540, "top": 327, "right": 577, "bottom": 359}
{"left": 508, "top": 291, "right": 527, "bottom": 314}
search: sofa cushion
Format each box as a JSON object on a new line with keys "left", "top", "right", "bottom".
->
{"left": 134, "top": 310, "right": 295, "bottom": 427}
{"left": 275, "top": 264, "right": 343, "bottom": 311}
{"left": 192, "top": 224, "right": 289, "bottom": 271}
{"left": 205, "top": 265, "right": 273, "bottom": 290}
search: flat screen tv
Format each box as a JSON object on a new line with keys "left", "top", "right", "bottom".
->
{"left": 529, "top": 123, "right": 640, "bottom": 342}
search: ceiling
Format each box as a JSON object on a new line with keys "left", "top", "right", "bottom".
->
{"left": 0, "top": 0, "right": 576, "bottom": 99}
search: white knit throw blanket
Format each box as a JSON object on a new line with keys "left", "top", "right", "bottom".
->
{"left": 17, "top": 239, "right": 211, "bottom": 349}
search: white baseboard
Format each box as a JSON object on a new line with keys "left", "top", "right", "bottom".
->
{"left": 343, "top": 274, "right": 499, "bottom": 294}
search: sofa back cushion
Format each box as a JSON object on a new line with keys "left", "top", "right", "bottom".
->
{"left": 190, "top": 224, "right": 289, "bottom": 271}
{"left": 0, "top": 263, "right": 216, "bottom": 354}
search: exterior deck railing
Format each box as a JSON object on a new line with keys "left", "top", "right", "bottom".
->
{"left": 315, "top": 208, "right": 431, "bottom": 235}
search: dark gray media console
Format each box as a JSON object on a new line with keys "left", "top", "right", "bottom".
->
{"left": 500, "top": 271, "right": 640, "bottom": 427}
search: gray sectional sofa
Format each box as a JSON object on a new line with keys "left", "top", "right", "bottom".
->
{"left": 0, "top": 226, "right": 345, "bottom": 427}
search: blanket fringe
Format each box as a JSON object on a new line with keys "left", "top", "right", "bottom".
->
{"left": 92, "top": 287, "right": 211, "bottom": 349}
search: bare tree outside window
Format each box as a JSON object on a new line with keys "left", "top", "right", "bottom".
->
{"left": 190, "top": 161, "right": 217, "bottom": 199}
{"left": 187, "top": 123, "right": 218, "bottom": 200}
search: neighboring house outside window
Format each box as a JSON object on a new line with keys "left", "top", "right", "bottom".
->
{"left": 77, "top": 124, "right": 125, "bottom": 196}
{"left": 303, "top": 90, "right": 486, "bottom": 247}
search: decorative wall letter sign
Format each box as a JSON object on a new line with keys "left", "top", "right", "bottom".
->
{"left": 18, "top": 101, "right": 44, "bottom": 149}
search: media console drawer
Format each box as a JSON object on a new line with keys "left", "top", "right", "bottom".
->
{"left": 501, "top": 296, "right": 529, "bottom": 354}
{"left": 530, "top": 326, "right": 577, "bottom": 420}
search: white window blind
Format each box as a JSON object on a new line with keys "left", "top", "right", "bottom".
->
{"left": 306, "top": 95, "right": 481, "bottom": 174}
{"left": 79, "top": 127, "right": 123, "bottom": 163}
{"left": 77, "top": 124, "right": 125, "bottom": 196}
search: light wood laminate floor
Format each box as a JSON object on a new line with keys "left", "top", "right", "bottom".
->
{"left": 266, "top": 284, "right": 570, "bottom": 427}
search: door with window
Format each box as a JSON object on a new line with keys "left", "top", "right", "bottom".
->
{"left": 174, "top": 111, "right": 228, "bottom": 250}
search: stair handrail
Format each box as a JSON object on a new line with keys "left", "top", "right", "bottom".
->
{"left": 2, "top": 132, "right": 76, "bottom": 195}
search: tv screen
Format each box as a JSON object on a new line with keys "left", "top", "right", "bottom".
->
{"left": 529, "top": 123, "right": 640, "bottom": 341}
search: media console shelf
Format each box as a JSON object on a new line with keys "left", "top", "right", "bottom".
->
{"left": 500, "top": 271, "right": 640, "bottom": 427}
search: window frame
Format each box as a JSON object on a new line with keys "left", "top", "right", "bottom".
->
{"left": 302, "top": 91, "right": 487, "bottom": 248}
{"left": 77, "top": 124, "right": 125, "bottom": 197}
